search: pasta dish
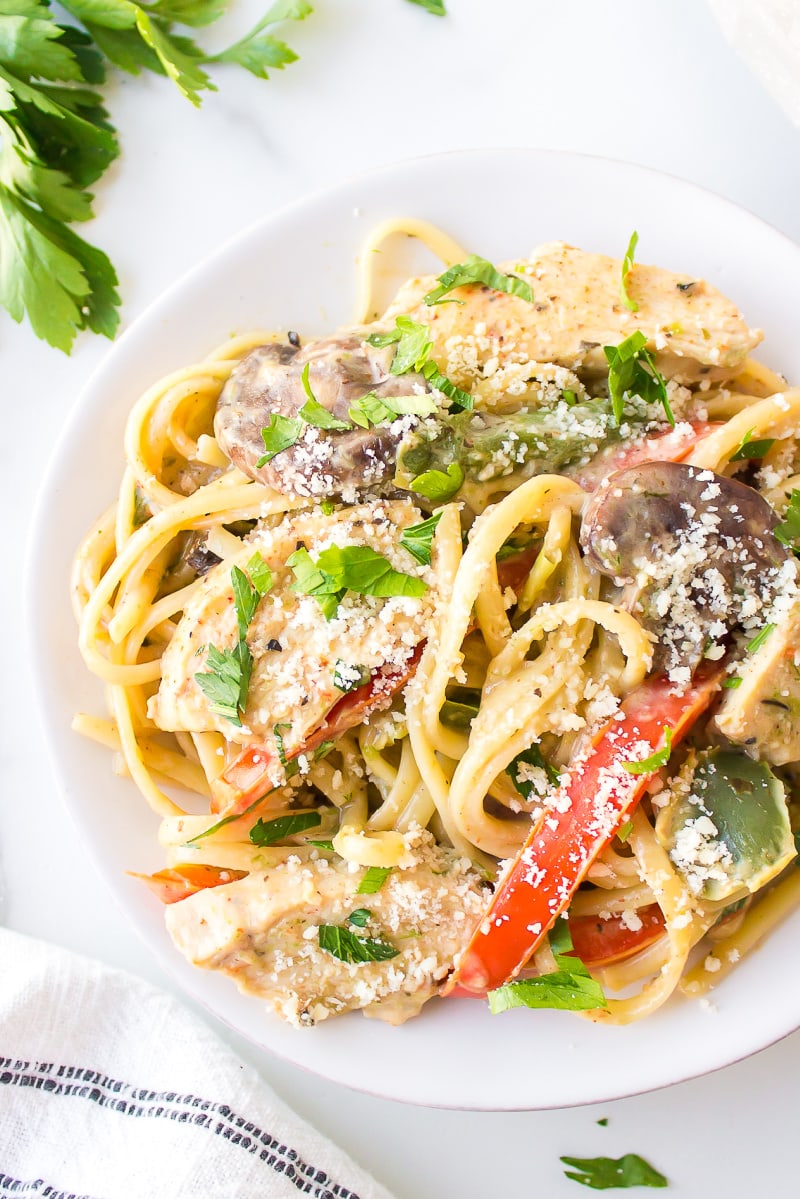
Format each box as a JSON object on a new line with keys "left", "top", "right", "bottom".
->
{"left": 73, "top": 222, "right": 800, "bottom": 1028}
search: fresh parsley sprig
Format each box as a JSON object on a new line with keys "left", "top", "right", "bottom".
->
{"left": 604, "top": 331, "right": 673, "bottom": 428}
{"left": 367, "top": 315, "right": 473, "bottom": 411}
{"left": 399, "top": 512, "right": 442, "bottom": 565}
{"left": 775, "top": 489, "right": 800, "bottom": 551}
{"left": 0, "top": 0, "right": 312, "bottom": 351}
{"left": 195, "top": 551, "right": 272, "bottom": 725}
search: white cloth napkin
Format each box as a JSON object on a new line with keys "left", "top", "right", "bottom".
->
{"left": 708, "top": 0, "right": 800, "bottom": 126}
{"left": 0, "top": 927, "right": 396, "bottom": 1199}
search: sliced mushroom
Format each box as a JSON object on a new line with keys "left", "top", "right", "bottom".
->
{"left": 214, "top": 333, "right": 431, "bottom": 499}
{"left": 580, "top": 461, "right": 791, "bottom": 678}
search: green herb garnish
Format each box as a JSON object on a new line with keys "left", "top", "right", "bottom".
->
{"left": 409, "top": 462, "right": 464, "bottom": 502}
{"left": 506, "top": 742, "right": 561, "bottom": 797}
{"left": 367, "top": 315, "right": 473, "bottom": 409}
{"left": 730, "top": 429, "right": 776, "bottom": 461}
{"left": 746, "top": 623, "right": 776, "bottom": 654}
{"left": 0, "top": 0, "right": 311, "bottom": 351}
{"left": 308, "top": 838, "right": 334, "bottom": 851}
{"left": 298, "top": 362, "right": 352, "bottom": 430}
{"left": 604, "top": 331, "right": 673, "bottom": 427}
{"left": 488, "top": 923, "right": 606, "bottom": 1014}
{"left": 249, "top": 811, "right": 321, "bottom": 845}
{"left": 620, "top": 230, "right": 639, "bottom": 312}
{"left": 623, "top": 727, "right": 673, "bottom": 775}
{"left": 347, "top": 390, "right": 438, "bottom": 429}
{"left": 399, "top": 512, "right": 442, "bottom": 565}
{"left": 195, "top": 642, "right": 251, "bottom": 725}
{"left": 195, "top": 554, "right": 270, "bottom": 724}
{"left": 419, "top": 361, "right": 473, "bottom": 410}
{"left": 560, "top": 1153, "right": 667, "bottom": 1190}
{"left": 357, "top": 865, "right": 392, "bottom": 894}
{"left": 348, "top": 907, "right": 372, "bottom": 927}
{"left": 424, "top": 254, "right": 533, "bottom": 306}
{"left": 775, "top": 490, "right": 800, "bottom": 550}
{"left": 617, "top": 820, "right": 634, "bottom": 843}
{"left": 333, "top": 661, "right": 371, "bottom": 693}
{"left": 317, "top": 924, "right": 399, "bottom": 964}
{"left": 722, "top": 676, "right": 743, "bottom": 689}
{"left": 256, "top": 413, "right": 303, "bottom": 464}
{"left": 287, "top": 542, "right": 427, "bottom": 619}
{"left": 404, "top": 0, "right": 446, "bottom": 13}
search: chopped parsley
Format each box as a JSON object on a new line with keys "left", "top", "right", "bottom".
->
{"left": 507, "top": 743, "right": 561, "bottom": 797}
{"left": 775, "top": 489, "right": 800, "bottom": 550}
{"left": 195, "top": 555, "right": 271, "bottom": 724}
{"left": 256, "top": 413, "right": 303, "bottom": 464}
{"left": 367, "top": 315, "right": 473, "bottom": 409}
{"left": 298, "top": 362, "right": 352, "bottom": 430}
{"left": 560, "top": 1153, "right": 667, "bottom": 1190}
{"left": 722, "top": 676, "right": 743, "bottom": 690}
{"left": 357, "top": 865, "right": 392, "bottom": 894}
{"left": 730, "top": 429, "right": 775, "bottom": 461}
{"left": 423, "top": 254, "right": 533, "bottom": 306}
{"left": 399, "top": 512, "right": 442, "bottom": 565}
{"left": 287, "top": 542, "right": 427, "bottom": 618}
{"left": 746, "top": 623, "right": 776, "bottom": 654}
{"left": 249, "top": 811, "right": 321, "bottom": 846}
{"left": 604, "top": 331, "right": 673, "bottom": 427}
{"left": 619, "top": 230, "right": 639, "bottom": 313}
{"left": 308, "top": 838, "right": 334, "bottom": 851}
{"left": 488, "top": 922, "right": 607, "bottom": 1014}
{"left": 623, "top": 727, "right": 673, "bottom": 775}
{"left": 333, "top": 661, "right": 371, "bottom": 693}
{"left": 317, "top": 924, "right": 399, "bottom": 964}
{"left": 347, "top": 907, "right": 372, "bottom": 927}
{"left": 347, "top": 390, "right": 438, "bottom": 428}
{"left": 617, "top": 820, "right": 634, "bottom": 843}
{"left": 409, "top": 463, "right": 464, "bottom": 502}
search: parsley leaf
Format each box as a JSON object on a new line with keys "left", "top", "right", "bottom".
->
{"left": 209, "top": 0, "right": 312, "bottom": 80}
{"left": 722, "top": 675, "right": 742, "bottom": 689}
{"left": 348, "top": 907, "right": 372, "bottom": 927}
{"left": 288, "top": 543, "right": 427, "bottom": 617}
{"left": 399, "top": 512, "right": 442, "bottom": 565}
{"left": 506, "top": 742, "right": 561, "bottom": 797}
{"left": 419, "top": 360, "right": 473, "bottom": 410}
{"left": 333, "top": 661, "right": 371, "bottom": 693}
{"left": 231, "top": 555, "right": 271, "bottom": 639}
{"left": 410, "top": 462, "right": 464, "bottom": 502}
{"left": 256, "top": 412, "right": 303, "bottom": 464}
{"left": 560, "top": 1154, "right": 667, "bottom": 1190}
{"left": 404, "top": 0, "right": 446, "bottom": 13}
{"left": 357, "top": 865, "right": 392, "bottom": 894}
{"left": 489, "top": 922, "right": 607, "bottom": 1014}
{"left": 604, "top": 331, "right": 673, "bottom": 427}
{"left": 249, "top": 810, "right": 321, "bottom": 845}
{"left": 246, "top": 550, "right": 273, "bottom": 595}
{"left": 746, "top": 623, "right": 776, "bottom": 654}
{"left": 775, "top": 489, "right": 800, "bottom": 550}
{"left": 424, "top": 254, "right": 533, "bottom": 306}
{"left": 620, "top": 230, "right": 639, "bottom": 312}
{"left": 298, "top": 361, "right": 353, "bottom": 430}
{"left": 623, "top": 726, "right": 673, "bottom": 775}
{"left": 317, "top": 924, "right": 399, "bottom": 964}
{"left": 730, "top": 429, "right": 775, "bottom": 461}
{"left": 347, "top": 389, "right": 438, "bottom": 428}
{"left": 617, "top": 819, "right": 634, "bottom": 843}
{"left": 195, "top": 641, "right": 251, "bottom": 725}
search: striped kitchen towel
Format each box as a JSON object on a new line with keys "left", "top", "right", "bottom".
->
{"left": 0, "top": 927, "right": 395, "bottom": 1199}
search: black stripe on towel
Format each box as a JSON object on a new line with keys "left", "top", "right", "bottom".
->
{"left": 0, "top": 1058, "right": 362, "bottom": 1199}
{"left": 0, "top": 1173, "right": 98, "bottom": 1199}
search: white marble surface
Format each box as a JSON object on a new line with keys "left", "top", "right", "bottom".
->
{"left": 4, "top": 0, "right": 800, "bottom": 1194}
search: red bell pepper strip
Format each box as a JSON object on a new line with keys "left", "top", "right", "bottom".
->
{"left": 210, "top": 644, "right": 424, "bottom": 815}
{"left": 448, "top": 665, "right": 723, "bottom": 995}
{"left": 568, "top": 903, "right": 666, "bottom": 970}
{"left": 133, "top": 863, "right": 247, "bottom": 904}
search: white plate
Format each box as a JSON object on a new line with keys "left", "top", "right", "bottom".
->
{"left": 28, "top": 148, "right": 800, "bottom": 1110}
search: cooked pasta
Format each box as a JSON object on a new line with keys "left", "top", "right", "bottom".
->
{"left": 73, "top": 223, "right": 800, "bottom": 1028}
